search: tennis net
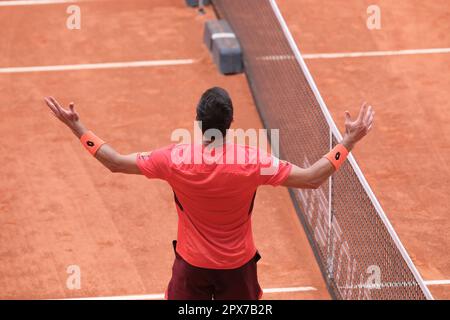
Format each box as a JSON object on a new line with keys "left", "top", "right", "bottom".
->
{"left": 211, "top": 0, "right": 432, "bottom": 300}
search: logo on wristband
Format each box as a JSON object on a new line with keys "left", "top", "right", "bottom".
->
{"left": 335, "top": 152, "right": 341, "bottom": 160}
{"left": 87, "top": 141, "right": 95, "bottom": 147}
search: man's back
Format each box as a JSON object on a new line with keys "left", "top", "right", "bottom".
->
{"left": 137, "top": 143, "right": 292, "bottom": 269}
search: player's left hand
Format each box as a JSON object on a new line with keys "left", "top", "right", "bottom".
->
{"left": 44, "top": 97, "right": 85, "bottom": 136}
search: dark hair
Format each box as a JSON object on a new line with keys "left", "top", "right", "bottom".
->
{"left": 196, "top": 87, "right": 234, "bottom": 137}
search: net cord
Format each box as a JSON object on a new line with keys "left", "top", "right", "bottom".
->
{"left": 269, "top": 0, "right": 433, "bottom": 300}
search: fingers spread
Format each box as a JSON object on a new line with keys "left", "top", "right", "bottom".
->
{"left": 366, "top": 111, "right": 375, "bottom": 132}
{"left": 344, "top": 110, "right": 352, "bottom": 122}
{"left": 357, "top": 102, "right": 368, "bottom": 122}
{"left": 367, "top": 111, "right": 375, "bottom": 125}
{"left": 69, "top": 102, "right": 80, "bottom": 121}
{"left": 44, "top": 97, "right": 60, "bottom": 116}
{"left": 48, "top": 96, "right": 64, "bottom": 112}
{"left": 363, "top": 105, "right": 373, "bottom": 124}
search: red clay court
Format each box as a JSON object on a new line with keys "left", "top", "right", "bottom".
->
{"left": 0, "top": 0, "right": 448, "bottom": 300}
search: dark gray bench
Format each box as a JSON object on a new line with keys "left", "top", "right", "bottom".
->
{"left": 203, "top": 20, "right": 244, "bottom": 75}
{"left": 185, "top": 0, "right": 211, "bottom": 7}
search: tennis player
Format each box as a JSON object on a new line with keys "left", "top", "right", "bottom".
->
{"left": 44, "top": 87, "right": 374, "bottom": 300}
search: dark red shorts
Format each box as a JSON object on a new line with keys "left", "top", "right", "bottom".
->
{"left": 166, "top": 241, "right": 263, "bottom": 300}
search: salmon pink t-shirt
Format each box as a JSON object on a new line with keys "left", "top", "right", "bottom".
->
{"left": 136, "top": 143, "right": 292, "bottom": 269}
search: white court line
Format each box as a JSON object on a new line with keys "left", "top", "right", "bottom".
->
{"left": 424, "top": 280, "right": 450, "bottom": 286}
{"left": 60, "top": 286, "right": 317, "bottom": 300}
{"left": 258, "top": 48, "right": 450, "bottom": 62}
{"left": 0, "top": 59, "right": 197, "bottom": 74}
{"left": 263, "top": 286, "right": 316, "bottom": 293}
{"left": 0, "top": 0, "right": 78, "bottom": 6}
{"left": 302, "top": 48, "right": 450, "bottom": 59}
{"left": 63, "top": 293, "right": 165, "bottom": 300}
{"left": 257, "top": 55, "right": 295, "bottom": 61}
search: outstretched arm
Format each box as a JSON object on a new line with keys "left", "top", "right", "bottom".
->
{"left": 282, "top": 102, "right": 375, "bottom": 189}
{"left": 44, "top": 97, "right": 143, "bottom": 175}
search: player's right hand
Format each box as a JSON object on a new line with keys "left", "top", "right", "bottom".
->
{"left": 341, "top": 102, "right": 375, "bottom": 150}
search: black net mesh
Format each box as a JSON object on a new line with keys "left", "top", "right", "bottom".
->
{"left": 212, "top": 0, "right": 430, "bottom": 300}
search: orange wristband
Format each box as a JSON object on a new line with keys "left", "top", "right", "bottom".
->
{"left": 80, "top": 131, "right": 105, "bottom": 156}
{"left": 324, "top": 144, "right": 349, "bottom": 170}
